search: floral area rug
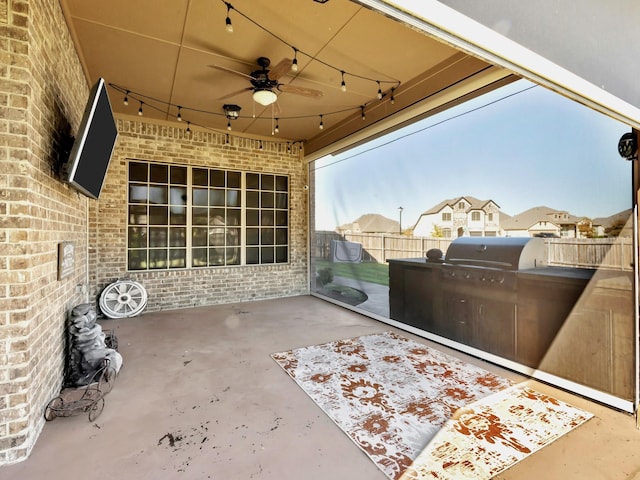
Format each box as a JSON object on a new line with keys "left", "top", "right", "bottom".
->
{"left": 271, "top": 331, "right": 515, "bottom": 480}
{"left": 272, "top": 331, "right": 593, "bottom": 480}
{"left": 400, "top": 384, "right": 593, "bottom": 479}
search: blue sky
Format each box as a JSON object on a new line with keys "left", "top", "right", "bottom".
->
{"left": 312, "top": 80, "right": 632, "bottom": 231}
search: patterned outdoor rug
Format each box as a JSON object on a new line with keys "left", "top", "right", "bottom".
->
{"left": 271, "top": 331, "right": 592, "bottom": 480}
{"left": 400, "top": 384, "right": 593, "bottom": 479}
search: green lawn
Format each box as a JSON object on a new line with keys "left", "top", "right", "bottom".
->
{"left": 314, "top": 260, "right": 389, "bottom": 286}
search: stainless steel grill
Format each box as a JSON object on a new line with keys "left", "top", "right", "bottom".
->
{"left": 444, "top": 237, "right": 546, "bottom": 270}
{"left": 389, "top": 236, "right": 594, "bottom": 369}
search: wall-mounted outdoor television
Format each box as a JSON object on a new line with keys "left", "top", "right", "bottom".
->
{"left": 64, "top": 77, "right": 118, "bottom": 199}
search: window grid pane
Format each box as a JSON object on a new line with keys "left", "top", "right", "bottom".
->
{"left": 127, "top": 161, "right": 289, "bottom": 269}
{"left": 245, "top": 172, "right": 289, "bottom": 265}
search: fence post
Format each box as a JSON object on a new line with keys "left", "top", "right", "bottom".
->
{"left": 382, "top": 235, "right": 386, "bottom": 263}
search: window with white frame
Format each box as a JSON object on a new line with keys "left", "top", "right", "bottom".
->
{"left": 442, "top": 212, "right": 452, "bottom": 221}
{"left": 127, "top": 160, "right": 289, "bottom": 270}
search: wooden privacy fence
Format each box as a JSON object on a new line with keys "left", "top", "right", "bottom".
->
{"left": 314, "top": 231, "right": 634, "bottom": 271}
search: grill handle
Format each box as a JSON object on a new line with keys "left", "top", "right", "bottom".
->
{"left": 446, "top": 258, "right": 513, "bottom": 269}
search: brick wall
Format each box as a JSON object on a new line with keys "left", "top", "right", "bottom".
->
{"left": 0, "top": 0, "right": 90, "bottom": 464}
{"left": 90, "top": 120, "right": 309, "bottom": 311}
{"left": 0, "top": 0, "right": 309, "bottom": 465}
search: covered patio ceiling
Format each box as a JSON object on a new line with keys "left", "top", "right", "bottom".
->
{"left": 60, "top": 0, "right": 516, "bottom": 157}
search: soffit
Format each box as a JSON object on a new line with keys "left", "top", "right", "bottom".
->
{"left": 60, "top": 0, "right": 513, "bottom": 156}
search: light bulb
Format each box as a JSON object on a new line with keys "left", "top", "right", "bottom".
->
{"left": 177, "top": 106, "right": 182, "bottom": 122}
{"left": 292, "top": 58, "right": 298, "bottom": 72}
{"left": 138, "top": 102, "right": 143, "bottom": 116}
{"left": 225, "top": 4, "right": 233, "bottom": 33}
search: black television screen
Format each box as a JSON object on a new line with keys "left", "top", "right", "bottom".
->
{"left": 65, "top": 78, "right": 118, "bottom": 199}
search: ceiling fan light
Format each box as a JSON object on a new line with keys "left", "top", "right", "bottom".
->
{"left": 253, "top": 89, "right": 277, "bottom": 106}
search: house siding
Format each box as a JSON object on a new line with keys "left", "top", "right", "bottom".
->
{"left": 413, "top": 199, "right": 501, "bottom": 237}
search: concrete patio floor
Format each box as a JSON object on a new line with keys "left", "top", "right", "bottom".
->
{"left": 2, "top": 295, "right": 639, "bottom": 480}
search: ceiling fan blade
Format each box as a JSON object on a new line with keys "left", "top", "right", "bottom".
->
{"left": 268, "top": 58, "right": 293, "bottom": 81}
{"left": 217, "top": 87, "right": 252, "bottom": 101}
{"left": 278, "top": 84, "right": 323, "bottom": 98}
{"left": 209, "top": 64, "right": 255, "bottom": 80}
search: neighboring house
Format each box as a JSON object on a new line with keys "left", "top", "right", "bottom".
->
{"left": 501, "top": 206, "right": 593, "bottom": 238}
{"left": 594, "top": 208, "right": 634, "bottom": 237}
{"left": 336, "top": 213, "right": 401, "bottom": 235}
{"left": 412, "top": 196, "right": 502, "bottom": 238}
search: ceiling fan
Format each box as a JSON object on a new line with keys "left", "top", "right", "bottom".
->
{"left": 211, "top": 56, "right": 323, "bottom": 106}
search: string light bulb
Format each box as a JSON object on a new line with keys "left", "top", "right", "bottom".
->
{"left": 361, "top": 106, "right": 366, "bottom": 120}
{"left": 138, "top": 101, "right": 144, "bottom": 116}
{"left": 274, "top": 118, "right": 280, "bottom": 134}
{"left": 340, "top": 71, "right": 347, "bottom": 92}
{"left": 123, "top": 90, "right": 129, "bottom": 106}
{"left": 292, "top": 48, "right": 298, "bottom": 72}
{"left": 390, "top": 87, "right": 395, "bottom": 105}
{"left": 225, "top": 3, "right": 233, "bottom": 33}
{"left": 319, "top": 114, "right": 324, "bottom": 130}
{"left": 377, "top": 81, "right": 383, "bottom": 100}
{"left": 227, "top": 120, "right": 232, "bottom": 130}
{"left": 186, "top": 121, "right": 191, "bottom": 136}
{"left": 177, "top": 106, "right": 182, "bottom": 122}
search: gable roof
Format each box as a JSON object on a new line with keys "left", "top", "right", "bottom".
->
{"left": 337, "top": 213, "right": 400, "bottom": 233}
{"left": 420, "top": 196, "right": 499, "bottom": 215}
{"left": 593, "top": 208, "right": 633, "bottom": 228}
{"left": 501, "top": 206, "right": 580, "bottom": 230}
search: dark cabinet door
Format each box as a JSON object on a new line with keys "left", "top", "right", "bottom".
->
{"left": 474, "top": 299, "right": 515, "bottom": 359}
{"left": 439, "top": 294, "right": 471, "bottom": 343}
{"left": 389, "top": 262, "right": 439, "bottom": 331}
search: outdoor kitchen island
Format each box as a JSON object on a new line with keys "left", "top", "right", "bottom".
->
{"left": 389, "top": 237, "right": 635, "bottom": 402}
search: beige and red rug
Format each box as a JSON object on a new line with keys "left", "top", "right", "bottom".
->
{"left": 271, "top": 331, "right": 592, "bottom": 480}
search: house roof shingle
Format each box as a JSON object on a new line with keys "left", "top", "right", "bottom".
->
{"left": 338, "top": 213, "right": 400, "bottom": 233}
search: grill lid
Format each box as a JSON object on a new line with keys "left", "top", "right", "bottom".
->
{"left": 444, "top": 237, "right": 545, "bottom": 270}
